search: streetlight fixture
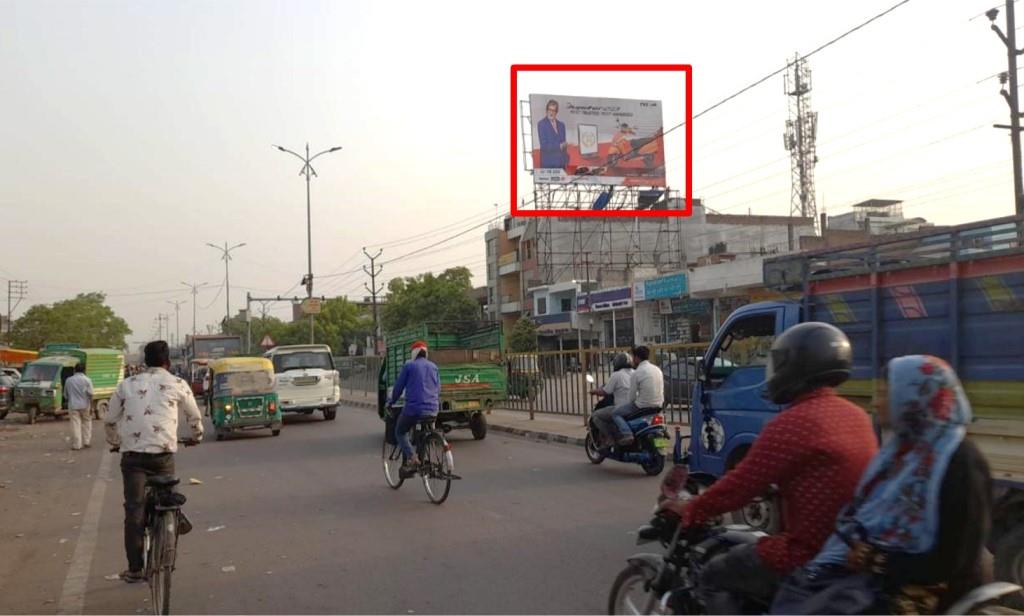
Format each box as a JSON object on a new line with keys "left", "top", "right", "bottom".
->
{"left": 206, "top": 242, "right": 246, "bottom": 327}
{"left": 272, "top": 142, "right": 343, "bottom": 343}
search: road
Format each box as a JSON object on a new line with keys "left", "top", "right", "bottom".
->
{"left": 1, "top": 403, "right": 664, "bottom": 614}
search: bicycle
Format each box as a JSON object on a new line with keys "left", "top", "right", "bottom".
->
{"left": 111, "top": 438, "right": 197, "bottom": 615}
{"left": 382, "top": 409, "right": 459, "bottom": 504}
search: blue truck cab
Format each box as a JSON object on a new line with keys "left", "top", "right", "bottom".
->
{"left": 685, "top": 215, "right": 1024, "bottom": 592}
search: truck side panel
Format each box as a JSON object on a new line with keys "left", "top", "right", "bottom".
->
{"left": 809, "top": 254, "right": 1024, "bottom": 420}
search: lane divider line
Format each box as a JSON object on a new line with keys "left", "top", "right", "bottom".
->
{"left": 58, "top": 449, "right": 114, "bottom": 615}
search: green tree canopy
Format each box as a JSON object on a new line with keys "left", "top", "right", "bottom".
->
{"left": 11, "top": 292, "right": 132, "bottom": 350}
{"left": 382, "top": 267, "right": 480, "bottom": 334}
{"left": 221, "top": 297, "right": 373, "bottom": 354}
{"left": 508, "top": 316, "right": 539, "bottom": 352}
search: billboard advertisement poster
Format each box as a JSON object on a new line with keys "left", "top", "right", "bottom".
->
{"left": 529, "top": 94, "right": 665, "bottom": 187}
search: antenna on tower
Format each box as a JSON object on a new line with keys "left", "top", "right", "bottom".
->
{"left": 784, "top": 54, "right": 819, "bottom": 243}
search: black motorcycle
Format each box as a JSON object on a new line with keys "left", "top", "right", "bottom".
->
{"left": 608, "top": 462, "right": 768, "bottom": 615}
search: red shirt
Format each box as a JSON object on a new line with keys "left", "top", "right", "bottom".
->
{"left": 684, "top": 388, "right": 878, "bottom": 573}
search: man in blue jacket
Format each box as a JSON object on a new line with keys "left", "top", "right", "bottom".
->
{"left": 387, "top": 340, "right": 441, "bottom": 475}
{"left": 537, "top": 98, "right": 569, "bottom": 169}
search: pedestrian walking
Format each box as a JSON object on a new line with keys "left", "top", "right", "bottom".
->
{"left": 65, "top": 363, "right": 94, "bottom": 450}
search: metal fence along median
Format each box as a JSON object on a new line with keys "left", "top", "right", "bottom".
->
{"left": 339, "top": 342, "right": 707, "bottom": 426}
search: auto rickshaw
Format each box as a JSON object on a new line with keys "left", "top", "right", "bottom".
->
{"left": 207, "top": 357, "right": 282, "bottom": 440}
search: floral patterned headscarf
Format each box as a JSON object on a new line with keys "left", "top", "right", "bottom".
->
{"left": 812, "top": 355, "right": 971, "bottom": 566}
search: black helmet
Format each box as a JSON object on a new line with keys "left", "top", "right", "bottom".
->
{"left": 612, "top": 352, "right": 631, "bottom": 371}
{"left": 765, "top": 322, "right": 852, "bottom": 405}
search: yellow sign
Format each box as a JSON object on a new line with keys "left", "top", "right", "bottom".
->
{"left": 301, "top": 298, "right": 322, "bottom": 315}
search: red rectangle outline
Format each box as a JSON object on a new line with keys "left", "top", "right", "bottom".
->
{"left": 510, "top": 64, "right": 692, "bottom": 218}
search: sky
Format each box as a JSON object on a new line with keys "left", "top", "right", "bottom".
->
{"left": 0, "top": 0, "right": 1018, "bottom": 344}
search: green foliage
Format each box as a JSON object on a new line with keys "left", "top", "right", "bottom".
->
{"left": 381, "top": 267, "right": 479, "bottom": 334}
{"left": 508, "top": 316, "right": 539, "bottom": 352}
{"left": 221, "top": 297, "right": 372, "bottom": 354}
{"left": 11, "top": 293, "right": 132, "bottom": 350}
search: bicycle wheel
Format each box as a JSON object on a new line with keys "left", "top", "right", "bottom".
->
{"left": 420, "top": 432, "right": 452, "bottom": 505}
{"left": 382, "top": 439, "right": 404, "bottom": 489}
{"left": 149, "top": 511, "right": 176, "bottom": 615}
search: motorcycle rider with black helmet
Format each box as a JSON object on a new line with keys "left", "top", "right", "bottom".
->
{"left": 660, "top": 322, "right": 879, "bottom": 613}
{"left": 590, "top": 352, "right": 634, "bottom": 441}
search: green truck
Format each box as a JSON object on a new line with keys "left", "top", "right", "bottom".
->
{"left": 13, "top": 346, "right": 125, "bottom": 424}
{"left": 379, "top": 322, "right": 506, "bottom": 440}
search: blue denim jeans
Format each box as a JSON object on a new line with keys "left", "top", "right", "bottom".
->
{"left": 395, "top": 413, "right": 419, "bottom": 459}
{"left": 611, "top": 402, "right": 640, "bottom": 439}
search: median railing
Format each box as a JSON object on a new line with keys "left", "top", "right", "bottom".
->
{"left": 339, "top": 343, "right": 708, "bottom": 425}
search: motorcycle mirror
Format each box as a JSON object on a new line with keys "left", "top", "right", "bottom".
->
{"left": 585, "top": 374, "right": 595, "bottom": 384}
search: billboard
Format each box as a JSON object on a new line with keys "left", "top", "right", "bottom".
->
{"left": 529, "top": 94, "right": 666, "bottom": 187}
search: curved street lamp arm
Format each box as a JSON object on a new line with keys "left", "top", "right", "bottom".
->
{"left": 272, "top": 144, "right": 307, "bottom": 164}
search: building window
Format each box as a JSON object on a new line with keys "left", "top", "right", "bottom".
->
{"left": 560, "top": 298, "right": 572, "bottom": 312}
{"left": 524, "top": 241, "right": 532, "bottom": 260}
{"left": 488, "top": 288, "right": 495, "bottom": 305}
{"left": 537, "top": 297, "right": 547, "bottom": 315}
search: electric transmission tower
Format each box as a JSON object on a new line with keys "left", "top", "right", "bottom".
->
{"left": 784, "top": 54, "right": 819, "bottom": 233}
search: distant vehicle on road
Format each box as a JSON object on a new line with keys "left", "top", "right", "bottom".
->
{"left": 661, "top": 357, "right": 734, "bottom": 406}
{"left": 379, "top": 321, "right": 506, "bottom": 440}
{"left": 1, "top": 367, "right": 21, "bottom": 381}
{"left": 265, "top": 344, "right": 340, "bottom": 421}
{"left": 208, "top": 357, "right": 282, "bottom": 440}
{"left": 0, "top": 374, "right": 15, "bottom": 419}
{"left": 13, "top": 347, "right": 124, "bottom": 423}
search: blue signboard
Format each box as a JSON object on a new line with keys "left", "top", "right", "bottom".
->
{"left": 643, "top": 273, "right": 687, "bottom": 300}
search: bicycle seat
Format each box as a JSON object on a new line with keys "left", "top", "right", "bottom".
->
{"left": 147, "top": 475, "right": 180, "bottom": 489}
{"left": 416, "top": 417, "right": 437, "bottom": 428}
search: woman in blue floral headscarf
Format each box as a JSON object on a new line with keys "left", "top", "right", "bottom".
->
{"left": 771, "top": 355, "right": 992, "bottom": 615}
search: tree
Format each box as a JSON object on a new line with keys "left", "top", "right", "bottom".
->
{"left": 382, "top": 267, "right": 480, "bottom": 333}
{"left": 221, "top": 297, "right": 373, "bottom": 354}
{"left": 11, "top": 293, "right": 132, "bottom": 350}
{"left": 508, "top": 316, "right": 539, "bottom": 352}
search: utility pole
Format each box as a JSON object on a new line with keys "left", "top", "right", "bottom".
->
{"left": 273, "top": 142, "right": 343, "bottom": 344}
{"left": 166, "top": 300, "right": 186, "bottom": 349}
{"left": 6, "top": 280, "right": 27, "bottom": 342}
{"left": 206, "top": 242, "right": 246, "bottom": 327}
{"left": 180, "top": 281, "right": 207, "bottom": 336}
{"left": 363, "top": 248, "right": 384, "bottom": 355}
{"left": 156, "top": 314, "right": 170, "bottom": 341}
{"left": 988, "top": 3, "right": 1024, "bottom": 217}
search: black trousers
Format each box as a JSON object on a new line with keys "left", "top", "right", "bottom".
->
{"left": 120, "top": 452, "right": 175, "bottom": 572}
{"left": 699, "top": 543, "right": 782, "bottom": 614}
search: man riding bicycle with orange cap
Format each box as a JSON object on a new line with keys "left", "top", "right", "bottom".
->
{"left": 386, "top": 340, "right": 441, "bottom": 476}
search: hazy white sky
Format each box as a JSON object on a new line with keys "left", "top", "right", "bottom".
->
{"left": 1, "top": 0, "right": 1017, "bottom": 342}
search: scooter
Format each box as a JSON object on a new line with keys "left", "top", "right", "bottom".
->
{"left": 584, "top": 374, "right": 669, "bottom": 477}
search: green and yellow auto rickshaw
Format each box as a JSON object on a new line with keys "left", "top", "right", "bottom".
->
{"left": 208, "top": 357, "right": 282, "bottom": 440}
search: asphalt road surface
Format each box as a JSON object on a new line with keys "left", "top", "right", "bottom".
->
{"left": 1, "top": 404, "right": 665, "bottom": 614}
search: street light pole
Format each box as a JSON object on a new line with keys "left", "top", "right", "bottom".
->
{"left": 206, "top": 242, "right": 246, "bottom": 328}
{"left": 180, "top": 281, "right": 207, "bottom": 336}
{"left": 273, "top": 142, "right": 342, "bottom": 344}
{"left": 166, "top": 300, "right": 186, "bottom": 349}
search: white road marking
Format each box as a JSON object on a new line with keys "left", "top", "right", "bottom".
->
{"left": 58, "top": 450, "right": 114, "bottom": 615}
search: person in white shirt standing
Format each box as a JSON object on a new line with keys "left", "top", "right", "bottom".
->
{"left": 608, "top": 346, "right": 665, "bottom": 446}
{"left": 104, "top": 340, "right": 204, "bottom": 583}
{"left": 64, "top": 363, "right": 94, "bottom": 450}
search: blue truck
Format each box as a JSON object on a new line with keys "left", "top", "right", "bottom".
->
{"left": 684, "top": 215, "right": 1024, "bottom": 592}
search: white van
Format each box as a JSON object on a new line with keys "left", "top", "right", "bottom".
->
{"left": 263, "top": 344, "right": 340, "bottom": 421}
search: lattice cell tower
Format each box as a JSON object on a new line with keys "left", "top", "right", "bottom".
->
{"left": 784, "top": 54, "right": 819, "bottom": 227}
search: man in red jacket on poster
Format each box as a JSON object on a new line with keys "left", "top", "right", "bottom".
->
{"left": 664, "top": 322, "right": 879, "bottom": 614}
